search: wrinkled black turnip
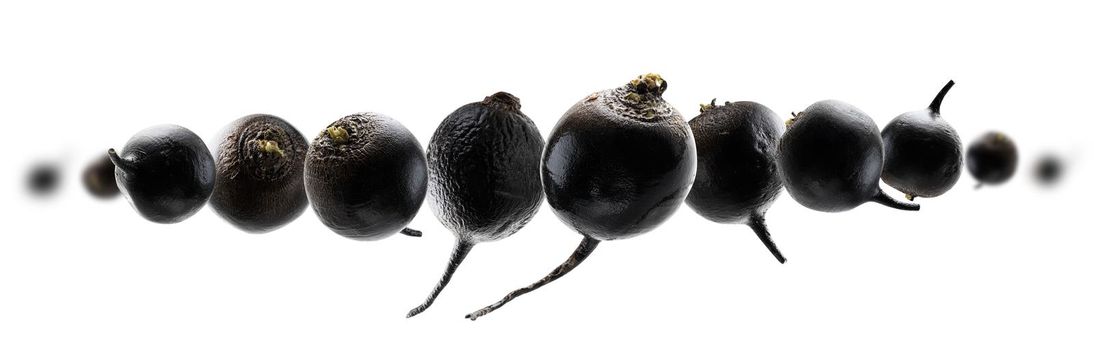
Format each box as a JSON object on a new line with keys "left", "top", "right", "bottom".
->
{"left": 210, "top": 114, "right": 309, "bottom": 233}
{"left": 304, "top": 113, "right": 426, "bottom": 240}
{"left": 407, "top": 92, "right": 544, "bottom": 318}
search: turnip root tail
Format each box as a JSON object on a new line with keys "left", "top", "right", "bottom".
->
{"left": 466, "top": 235, "right": 600, "bottom": 320}
{"left": 929, "top": 80, "right": 956, "bottom": 115}
{"left": 747, "top": 213, "right": 787, "bottom": 264}
{"left": 871, "top": 190, "right": 921, "bottom": 211}
{"left": 406, "top": 240, "right": 473, "bottom": 318}
{"left": 107, "top": 149, "right": 135, "bottom": 173}
{"left": 400, "top": 228, "right": 423, "bottom": 237}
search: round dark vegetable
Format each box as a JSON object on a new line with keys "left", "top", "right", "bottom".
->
{"left": 210, "top": 114, "right": 309, "bottom": 233}
{"left": 778, "top": 100, "right": 919, "bottom": 212}
{"left": 303, "top": 113, "right": 426, "bottom": 241}
{"left": 27, "top": 163, "right": 61, "bottom": 196}
{"left": 685, "top": 99, "right": 787, "bottom": 264}
{"left": 1033, "top": 153, "right": 1064, "bottom": 186}
{"left": 881, "top": 80, "right": 962, "bottom": 201}
{"left": 83, "top": 154, "right": 119, "bottom": 199}
{"left": 406, "top": 92, "right": 544, "bottom": 318}
{"left": 109, "top": 124, "right": 216, "bottom": 224}
{"left": 466, "top": 74, "right": 696, "bottom": 320}
{"left": 966, "top": 131, "right": 1018, "bottom": 188}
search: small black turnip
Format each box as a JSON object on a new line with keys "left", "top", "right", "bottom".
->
{"left": 83, "top": 154, "right": 119, "bottom": 199}
{"left": 881, "top": 80, "right": 962, "bottom": 200}
{"left": 304, "top": 113, "right": 427, "bottom": 240}
{"left": 27, "top": 162, "right": 61, "bottom": 196}
{"left": 466, "top": 74, "right": 696, "bottom": 320}
{"left": 406, "top": 92, "right": 544, "bottom": 318}
{"left": 109, "top": 124, "right": 216, "bottom": 224}
{"left": 685, "top": 99, "right": 787, "bottom": 264}
{"left": 966, "top": 131, "right": 1018, "bottom": 188}
{"left": 777, "top": 100, "right": 919, "bottom": 212}
{"left": 210, "top": 114, "right": 309, "bottom": 233}
{"left": 1033, "top": 153, "right": 1064, "bottom": 186}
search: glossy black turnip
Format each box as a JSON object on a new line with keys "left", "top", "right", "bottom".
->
{"left": 466, "top": 74, "right": 696, "bottom": 320}
{"left": 109, "top": 124, "right": 216, "bottom": 223}
{"left": 304, "top": 113, "right": 426, "bottom": 240}
{"left": 778, "top": 100, "right": 919, "bottom": 212}
{"left": 83, "top": 154, "right": 119, "bottom": 199}
{"left": 966, "top": 131, "right": 1018, "bottom": 188}
{"left": 210, "top": 114, "right": 309, "bottom": 233}
{"left": 685, "top": 99, "right": 787, "bottom": 263}
{"left": 881, "top": 80, "right": 962, "bottom": 200}
{"left": 406, "top": 92, "right": 544, "bottom": 318}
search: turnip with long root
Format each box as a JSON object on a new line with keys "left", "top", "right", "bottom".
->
{"left": 466, "top": 74, "right": 696, "bottom": 320}
{"left": 406, "top": 92, "right": 544, "bottom": 318}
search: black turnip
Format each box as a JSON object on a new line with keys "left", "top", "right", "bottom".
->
{"left": 881, "top": 81, "right": 962, "bottom": 200}
{"left": 303, "top": 113, "right": 426, "bottom": 240}
{"left": 1033, "top": 153, "right": 1064, "bottom": 186}
{"left": 83, "top": 154, "right": 119, "bottom": 199}
{"left": 966, "top": 131, "right": 1018, "bottom": 188}
{"left": 210, "top": 114, "right": 309, "bottom": 233}
{"left": 27, "top": 162, "right": 61, "bottom": 196}
{"left": 109, "top": 124, "right": 216, "bottom": 224}
{"left": 778, "top": 100, "right": 919, "bottom": 212}
{"left": 685, "top": 99, "right": 787, "bottom": 263}
{"left": 466, "top": 74, "right": 696, "bottom": 320}
{"left": 406, "top": 92, "right": 544, "bottom": 318}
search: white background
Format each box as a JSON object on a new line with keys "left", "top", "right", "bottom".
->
{"left": 2, "top": 1, "right": 1091, "bottom": 349}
